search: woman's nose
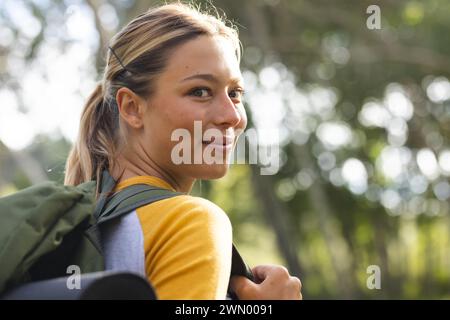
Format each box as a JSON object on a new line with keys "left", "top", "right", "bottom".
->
{"left": 212, "top": 93, "right": 242, "bottom": 128}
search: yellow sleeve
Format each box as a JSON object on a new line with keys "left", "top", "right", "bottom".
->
{"left": 136, "top": 195, "right": 233, "bottom": 300}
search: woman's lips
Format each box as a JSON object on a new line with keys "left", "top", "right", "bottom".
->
{"left": 202, "top": 136, "right": 234, "bottom": 147}
{"left": 202, "top": 143, "right": 233, "bottom": 155}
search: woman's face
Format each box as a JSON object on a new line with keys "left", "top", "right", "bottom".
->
{"left": 138, "top": 35, "right": 247, "bottom": 185}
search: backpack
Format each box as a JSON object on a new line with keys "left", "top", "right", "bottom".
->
{"left": 0, "top": 170, "right": 254, "bottom": 298}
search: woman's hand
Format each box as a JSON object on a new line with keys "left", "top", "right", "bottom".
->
{"left": 230, "top": 264, "right": 302, "bottom": 300}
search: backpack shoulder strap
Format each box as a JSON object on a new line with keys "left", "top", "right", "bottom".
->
{"left": 92, "top": 170, "right": 183, "bottom": 225}
{"left": 87, "top": 170, "right": 182, "bottom": 251}
{"left": 96, "top": 184, "right": 182, "bottom": 225}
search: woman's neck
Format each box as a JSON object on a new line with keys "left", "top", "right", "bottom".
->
{"left": 111, "top": 152, "right": 195, "bottom": 194}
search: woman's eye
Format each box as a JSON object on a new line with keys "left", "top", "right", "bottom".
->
{"left": 189, "top": 88, "right": 211, "bottom": 98}
{"left": 229, "top": 89, "right": 245, "bottom": 100}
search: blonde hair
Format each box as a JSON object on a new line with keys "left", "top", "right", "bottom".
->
{"left": 64, "top": 2, "right": 240, "bottom": 190}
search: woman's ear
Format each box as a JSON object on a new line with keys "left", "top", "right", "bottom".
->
{"left": 116, "top": 87, "right": 145, "bottom": 129}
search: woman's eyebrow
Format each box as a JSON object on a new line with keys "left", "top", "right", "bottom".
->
{"left": 181, "top": 73, "right": 243, "bottom": 85}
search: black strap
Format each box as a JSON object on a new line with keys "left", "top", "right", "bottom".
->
{"left": 231, "top": 246, "right": 254, "bottom": 281}
{"left": 227, "top": 246, "right": 254, "bottom": 299}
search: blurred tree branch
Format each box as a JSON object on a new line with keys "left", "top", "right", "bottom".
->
{"left": 85, "top": 0, "right": 112, "bottom": 73}
{"left": 270, "top": 0, "right": 450, "bottom": 75}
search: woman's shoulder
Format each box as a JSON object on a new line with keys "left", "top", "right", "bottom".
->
{"left": 137, "top": 193, "right": 232, "bottom": 229}
{"left": 138, "top": 195, "right": 233, "bottom": 300}
{"left": 172, "top": 194, "right": 226, "bottom": 213}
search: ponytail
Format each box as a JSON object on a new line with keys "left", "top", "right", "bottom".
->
{"left": 64, "top": 83, "right": 118, "bottom": 190}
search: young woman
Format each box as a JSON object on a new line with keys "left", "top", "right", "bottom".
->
{"left": 64, "top": 2, "right": 301, "bottom": 300}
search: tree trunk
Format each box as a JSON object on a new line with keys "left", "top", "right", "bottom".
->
{"left": 294, "top": 144, "right": 356, "bottom": 298}
{"left": 250, "top": 164, "right": 303, "bottom": 278}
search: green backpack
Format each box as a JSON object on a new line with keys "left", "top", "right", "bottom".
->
{"left": 0, "top": 170, "right": 254, "bottom": 297}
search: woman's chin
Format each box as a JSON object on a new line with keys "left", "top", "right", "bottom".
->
{"left": 195, "top": 163, "right": 230, "bottom": 180}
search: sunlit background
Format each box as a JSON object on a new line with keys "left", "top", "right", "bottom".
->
{"left": 1, "top": 0, "right": 450, "bottom": 299}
